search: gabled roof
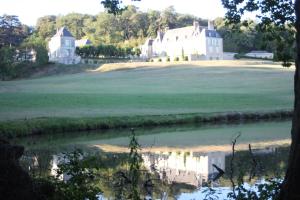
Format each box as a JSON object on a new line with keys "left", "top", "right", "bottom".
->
{"left": 54, "top": 27, "right": 73, "bottom": 37}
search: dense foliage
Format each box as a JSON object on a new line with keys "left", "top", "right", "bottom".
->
{"left": 0, "top": 15, "right": 49, "bottom": 80}
{"left": 35, "top": 6, "right": 294, "bottom": 59}
{"left": 221, "top": 0, "right": 296, "bottom": 66}
{"left": 75, "top": 44, "right": 139, "bottom": 58}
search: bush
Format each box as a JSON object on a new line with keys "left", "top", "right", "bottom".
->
{"left": 76, "top": 44, "right": 134, "bottom": 58}
{"left": 166, "top": 57, "right": 170, "bottom": 62}
{"left": 184, "top": 56, "right": 189, "bottom": 61}
{"left": 234, "top": 54, "right": 243, "bottom": 59}
{"left": 174, "top": 57, "right": 179, "bottom": 61}
{"left": 0, "top": 47, "right": 16, "bottom": 80}
{"left": 158, "top": 58, "right": 162, "bottom": 62}
{"left": 35, "top": 45, "right": 49, "bottom": 65}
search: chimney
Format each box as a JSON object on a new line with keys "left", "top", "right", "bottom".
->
{"left": 208, "top": 20, "right": 214, "bottom": 30}
{"left": 193, "top": 20, "right": 199, "bottom": 30}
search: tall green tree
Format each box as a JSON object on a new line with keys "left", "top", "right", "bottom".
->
{"left": 0, "top": 15, "right": 26, "bottom": 47}
{"left": 56, "top": 13, "right": 92, "bottom": 39}
{"left": 221, "top": 0, "right": 298, "bottom": 199}
{"left": 36, "top": 15, "right": 57, "bottom": 40}
{"left": 159, "top": 6, "right": 178, "bottom": 30}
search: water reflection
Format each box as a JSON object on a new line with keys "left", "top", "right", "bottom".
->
{"left": 143, "top": 151, "right": 226, "bottom": 187}
{"left": 20, "top": 145, "right": 289, "bottom": 199}
{"left": 15, "top": 120, "right": 291, "bottom": 198}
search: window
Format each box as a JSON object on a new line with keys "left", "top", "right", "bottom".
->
{"left": 64, "top": 39, "right": 72, "bottom": 47}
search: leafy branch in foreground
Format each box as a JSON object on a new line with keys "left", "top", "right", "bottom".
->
{"left": 222, "top": 0, "right": 296, "bottom": 67}
{"left": 50, "top": 150, "right": 102, "bottom": 200}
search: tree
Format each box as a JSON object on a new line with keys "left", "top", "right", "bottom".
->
{"left": 221, "top": 0, "right": 298, "bottom": 199}
{"left": 56, "top": 13, "right": 91, "bottom": 39}
{"left": 159, "top": 6, "right": 178, "bottom": 30}
{"left": 101, "top": 0, "right": 140, "bottom": 15}
{"left": 0, "top": 15, "right": 26, "bottom": 47}
{"left": 21, "top": 34, "right": 49, "bottom": 65}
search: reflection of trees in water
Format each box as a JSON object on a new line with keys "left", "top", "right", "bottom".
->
{"left": 223, "top": 146, "right": 289, "bottom": 184}
{"left": 20, "top": 149, "right": 54, "bottom": 177}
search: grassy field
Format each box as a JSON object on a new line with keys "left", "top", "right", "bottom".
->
{"left": 0, "top": 60, "right": 295, "bottom": 136}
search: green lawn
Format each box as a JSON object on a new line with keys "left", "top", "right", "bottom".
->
{"left": 0, "top": 61, "right": 294, "bottom": 121}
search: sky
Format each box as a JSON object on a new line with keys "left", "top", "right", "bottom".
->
{"left": 0, "top": 0, "right": 228, "bottom": 26}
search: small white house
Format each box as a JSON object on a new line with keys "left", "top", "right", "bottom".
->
{"left": 141, "top": 21, "right": 223, "bottom": 61}
{"left": 245, "top": 50, "right": 274, "bottom": 59}
{"left": 48, "top": 27, "right": 81, "bottom": 64}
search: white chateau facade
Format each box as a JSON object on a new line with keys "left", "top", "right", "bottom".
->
{"left": 141, "top": 21, "right": 223, "bottom": 61}
{"left": 48, "top": 27, "right": 81, "bottom": 65}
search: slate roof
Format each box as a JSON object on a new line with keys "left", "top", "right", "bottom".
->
{"left": 54, "top": 27, "right": 74, "bottom": 37}
{"left": 162, "top": 26, "right": 201, "bottom": 42}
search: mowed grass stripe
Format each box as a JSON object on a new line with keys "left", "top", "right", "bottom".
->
{"left": 0, "top": 93, "right": 292, "bottom": 120}
{"left": 0, "top": 62, "right": 294, "bottom": 121}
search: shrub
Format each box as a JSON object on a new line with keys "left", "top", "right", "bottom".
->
{"left": 174, "top": 57, "right": 179, "bottom": 61}
{"left": 234, "top": 54, "right": 243, "bottom": 59}
{"left": 166, "top": 57, "right": 170, "bottom": 62}
{"left": 158, "top": 58, "right": 162, "bottom": 62}
{"left": 184, "top": 56, "right": 189, "bottom": 61}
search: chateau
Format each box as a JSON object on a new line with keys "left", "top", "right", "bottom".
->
{"left": 141, "top": 21, "right": 223, "bottom": 61}
{"left": 48, "top": 27, "right": 81, "bottom": 65}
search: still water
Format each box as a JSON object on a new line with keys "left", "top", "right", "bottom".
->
{"left": 14, "top": 120, "right": 291, "bottom": 199}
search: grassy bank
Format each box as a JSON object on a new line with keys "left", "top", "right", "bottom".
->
{"left": 0, "top": 60, "right": 294, "bottom": 137}
{"left": 0, "top": 110, "right": 292, "bottom": 138}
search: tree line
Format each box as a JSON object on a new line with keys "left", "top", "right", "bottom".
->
{"left": 36, "top": 5, "right": 294, "bottom": 59}
{"left": 0, "top": 5, "right": 296, "bottom": 79}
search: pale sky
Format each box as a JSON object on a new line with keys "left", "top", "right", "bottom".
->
{"left": 0, "top": 0, "right": 228, "bottom": 26}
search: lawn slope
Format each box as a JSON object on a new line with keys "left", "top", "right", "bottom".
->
{"left": 0, "top": 60, "right": 294, "bottom": 136}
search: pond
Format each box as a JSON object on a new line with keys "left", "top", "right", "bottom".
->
{"left": 13, "top": 120, "right": 291, "bottom": 199}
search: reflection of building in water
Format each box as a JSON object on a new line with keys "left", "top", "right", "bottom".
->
{"left": 50, "top": 155, "right": 71, "bottom": 181}
{"left": 142, "top": 151, "right": 226, "bottom": 187}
